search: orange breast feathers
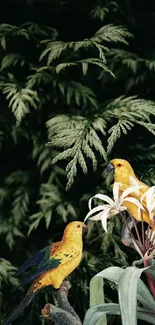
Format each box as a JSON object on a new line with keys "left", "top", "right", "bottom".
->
{"left": 28, "top": 221, "right": 87, "bottom": 293}
{"left": 28, "top": 243, "right": 82, "bottom": 293}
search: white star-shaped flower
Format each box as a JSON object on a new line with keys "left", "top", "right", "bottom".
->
{"left": 84, "top": 182, "right": 145, "bottom": 232}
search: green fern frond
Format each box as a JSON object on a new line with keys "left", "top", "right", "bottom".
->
{"left": 0, "top": 221, "right": 24, "bottom": 249}
{"left": 11, "top": 189, "right": 30, "bottom": 222}
{"left": 4, "top": 171, "right": 30, "bottom": 222}
{"left": 0, "top": 258, "right": 18, "bottom": 287}
{"left": 94, "top": 24, "right": 132, "bottom": 44}
{"left": 109, "top": 49, "right": 155, "bottom": 75}
{"left": 0, "top": 82, "right": 39, "bottom": 124}
{"left": 1, "top": 54, "right": 28, "bottom": 70}
{"left": 145, "top": 59, "right": 155, "bottom": 71}
{"left": 28, "top": 181, "right": 77, "bottom": 233}
{"left": 40, "top": 24, "right": 131, "bottom": 79}
{"left": 46, "top": 115, "right": 107, "bottom": 189}
{"left": 0, "top": 24, "right": 30, "bottom": 49}
{"left": 91, "top": 3, "right": 118, "bottom": 21}
{"left": 104, "top": 96, "right": 155, "bottom": 153}
{"left": 91, "top": 6, "right": 109, "bottom": 21}
{"left": 22, "top": 22, "right": 58, "bottom": 40}
{"left": 0, "top": 171, "right": 30, "bottom": 247}
{"left": 28, "top": 212, "right": 44, "bottom": 235}
{"left": 107, "top": 119, "right": 133, "bottom": 153}
{"left": 32, "top": 140, "right": 52, "bottom": 175}
{"left": 136, "top": 121, "right": 155, "bottom": 135}
{"left": 40, "top": 41, "right": 69, "bottom": 63}
{"left": 27, "top": 70, "right": 97, "bottom": 108}
{"left": 55, "top": 58, "right": 114, "bottom": 76}
{"left": 26, "top": 66, "right": 54, "bottom": 88}
{"left": 108, "top": 49, "right": 140, "bottom": 74}
{"left": 62, "top": 81, "right": 97, "bottom": 107}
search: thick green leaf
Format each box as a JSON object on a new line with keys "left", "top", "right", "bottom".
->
{"left": 83, "top": 303, "right": 120, "bottom": 325}
{"left": 94, "top": 266, "right": 123, "bottom": 283}
{"left": 137, "top": 278, "right": 155, "bottom": 311}
{"left": 94, "top": 265, "right": 155, "bottom": 310}
{"left": 90, "top": 277, "right": 107, "bottom": 325}
{"left": 118, "top": 266, "right": 149, "bottom": 325}
{"left": 94, "top": 266, "right": 155, "bottom": 325}
{"left": 90, "top": 277, "right": 105, "bottom": 306}
{"left": 83, "top": 303, "right": 155, "bottom": 325}
{"left": 137, "top": 309, "right": 155, "bottom": 325}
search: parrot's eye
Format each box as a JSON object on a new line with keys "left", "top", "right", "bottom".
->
{"left": 77, "top": 225, "right": 81, "bottom": 228}
{"left": 117, "top": 163, "right": 122, "bottom": 167}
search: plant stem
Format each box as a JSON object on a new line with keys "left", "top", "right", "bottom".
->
{"left": 119, "top": 211, "right": 144, "bottom": 256}
{"left": 137, "top": 195, "right": 145, "bottom": 247}
{"left": 141, "top": 212, "right": 145, "bottom": 246}
{"left": 145, "top": 223, "right": 151, "bottom": 251}
{"left": 144, "top": 259, "right": 155, "bottom": 298}
{"left": 128, "top": 210, "right": 143, "bottom": 246}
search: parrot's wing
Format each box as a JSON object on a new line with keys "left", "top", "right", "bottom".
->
{"left": 18, "top": 245, "right": 81, "bottom": 286}
{"left": 14, "top": 242, "right": 61, "bottom": 277}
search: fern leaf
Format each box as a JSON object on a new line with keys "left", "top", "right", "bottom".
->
{"left": 1, "top": 83, "right": 39, "bottom": 124}
{"left": 28, "top": 213, "right": 44, "bottom": 235}
{"left": 94, "top": 24, "right": 132, "bottom": 44}
{"left": 40, "top": 41, "right": 68, "bottom": 63}
{"left": 1, "top": 54, "right": 27, "bottom": 70}
{"left": 107, "top": 119, "right": 133, "bottom": 153}
{"left": 46, "top": 115, "right": 107, "bottom": 189}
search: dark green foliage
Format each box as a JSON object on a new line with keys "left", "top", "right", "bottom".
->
{"left": 1, "top": 1, "right": 155, "bottom": 324}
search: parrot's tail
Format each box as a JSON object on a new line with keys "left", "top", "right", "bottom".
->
{"left": 4, "top": 291, "right": 38, "bottom": 325}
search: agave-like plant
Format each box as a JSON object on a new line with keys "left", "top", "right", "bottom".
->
{"left": 84, "top": 180, "right": 155, "bottom": 325}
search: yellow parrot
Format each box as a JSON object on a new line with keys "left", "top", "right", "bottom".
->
{"left": 5, "top": 221, "right": 87, "bottom": 325}
{"left": 107, "top": 158, "right": 152, "bottom": 225}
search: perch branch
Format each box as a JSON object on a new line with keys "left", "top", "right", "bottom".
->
{"left": 41, "top": 281, "right": 82, "bottom": 325}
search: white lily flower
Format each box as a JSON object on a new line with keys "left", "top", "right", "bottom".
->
{"left": 141, "top": 186, "right": 155, "bottom": 220}
{"left": 129, "top": 176, "right": 147, "bottom": 218}
{"left": 84, "top": 182, "right": 145, "bottom": 232}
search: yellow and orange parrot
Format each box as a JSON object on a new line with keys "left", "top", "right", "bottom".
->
{"left": 5, "top": 221, "right": 87, "bottom": 325}
{"left": 107, "top": 158, "right": 151, "bottom": 224}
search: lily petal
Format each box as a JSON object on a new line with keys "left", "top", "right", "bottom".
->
{"left": 113, "top": 182, "right": 120, "bottom": 204}
{"left": 100, "top": 208, "right": 112, "bottom": 232}
{"left": 123, "top": 197, "right": 145, "bottom": 210}
{"left": 84, "top": 205, "right": 106, "bottom": 222}
{"left": 146, "top": 186, "right": 155, "bottom": 212}
{"left": 120, "top": 186, "right": 144, "bottom": 201}
{"left": 88, "top": 194, "right": 114, "bottom": 210}
{"left": 89, "top": 211, "right": 105, "bottom": 221}
{"left": 149, "top": 201, "right": 155, "bottom": 219}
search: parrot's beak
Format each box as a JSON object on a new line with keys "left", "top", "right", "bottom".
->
{"left": 82, "top": 224, "right": 88, "bottom": 234}
{"left": 107, "top": 163, "right": 115, "bottom": 174}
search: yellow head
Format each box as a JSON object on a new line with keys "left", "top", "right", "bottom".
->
{"left": 108, "top": 158, "right": 136, "bottom": 184}
{"left": 63, "top": 221, "right": 87, "bottom": 244}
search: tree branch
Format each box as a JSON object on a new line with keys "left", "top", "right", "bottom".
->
{"left": 41, "top": 281, "right": 82, "bottom": 325}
